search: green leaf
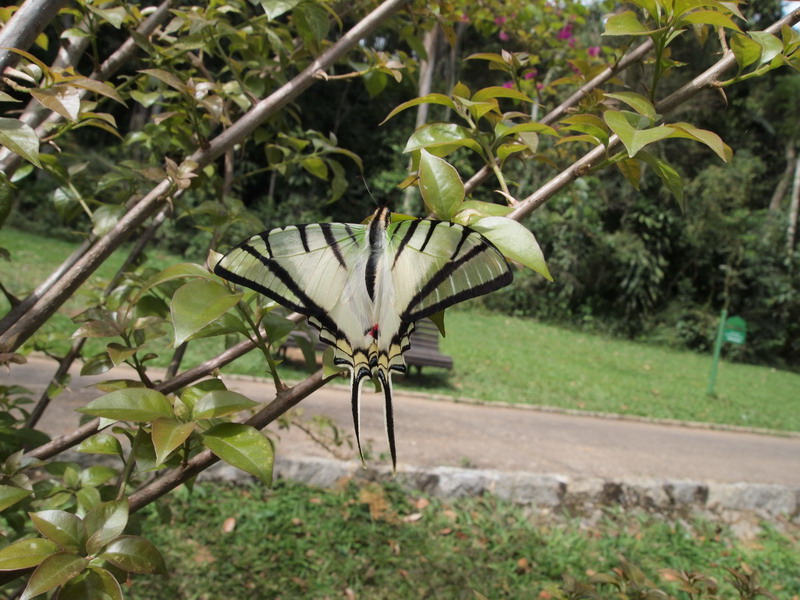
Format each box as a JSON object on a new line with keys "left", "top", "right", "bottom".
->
{"left": 749, "top": 31, "right": 784, "bottom": 66}
{"left": 497, "top": 143, "right": 528, "bottom": 162}
{"left": 0, "top": 118, "right": 41, "bottom": 167}
{"left": 30, "top": 86, "right": 81, "bottom": 121}
{"left": 456, "top": 201, "right": 514, "bottom": 223}
{"left": 604, "top": 92, "right": 658, "bottom": 123}
{"left": 604, "top": 111, "right": 673, "bottom": 157}
{"left": 170, "top": 280, "right": 242, "bottom": 346}
{"left": 616, "top": 157, "right": 643, "bottom": 190}
{"left": 668, "top": 122, "right": 732, "bottom": 162}
{"left": 151, "top": 418, "right": 195, "bottom": 465}
{"left": 180, "top": 379, "right": 228, "bottom": 412}
{"left": 261, "top": 0, "right": 302, "bottom": 20}
{"left": 91, "top": 205, "right": 124, "bottom": 237}
{"left": 418, "top": 149, "right": 464, "bottom": 220}
{"left": 80, "top": 352, "right": 114, "bottom": 377}
{"left": 471, "top": 86, "right": 533, "bottom": 104}
{"left": 76, "top": 434, "right": 123, "bottom": 457}
{"left": 65, "top": 76, "right": 126, "bottom": 106}
{"left": 21, "top": 552, "right": 89, "bottom": 600}
{"left": 0, "top": 484, "right": 32, "bottom": 511}
{"left": 85, "top": 500, "right": 128, "bottom": 556}
{"left": 730, "top": 33, "right": 763, "bottom": 69}
{"left": 472, "top": 217, "right": 552, "bottom": 281}
{"left": 639, "top": 151, "right": 684, "bottom": 209}
{"left": 679, "top": 9, "right": 741, "bottom": 31}
{"left": 99, "top": 536, "right": 166, "bottom": 575}
{"left": 77, "top": 388, "right": 173, "bottom": 422}
{"left": 78, "top": 466, "right": 117, "bottom": 488}
{"left": 301, "top": 156, "right": 328, "bottom": 179}
{"left": 105, "top": 343, "right": 136, "bottom": 367}
{"left": 139, "top": 263, "right": 213, "bottom": 299}
{"left": 193, "top": 390, "right": 259, "bottom": 420}
{"left": 0, "top": 538, "right": 58, "bottom": 571}
{"left": 139, "top": 68, "right": 187, "bottom": 93}
{"left": 202, "top": 423, "right": 274, "bottom": 485}
{"left": 603, "top": 11, "right": 653, "bottom": 36}
{"left": 263, "top": 311, "right": 296, "bottom": 344}
{"left": 381, "top": 94, "right": 455, "bottom": 124}
{"left": 29, "top": 510, "right": 86, "bottom": 551}
{"left": 404, "top": 123, "right": 483, "bottom": 156}
{"left": 57, "top": 567, "right": 123, "bottom": 600}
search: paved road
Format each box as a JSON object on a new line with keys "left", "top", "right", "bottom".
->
{"left": 6, "top": 356, "right": 800, "bottom": 486}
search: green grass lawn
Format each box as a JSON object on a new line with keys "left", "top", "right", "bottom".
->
{"left": 4, "top": 227, "right": 800, "bottom": 432}
{"left": 125, "top": 480, "right": 799, "bottom": 599}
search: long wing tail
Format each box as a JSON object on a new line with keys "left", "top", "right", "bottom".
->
{"left": 377, "top": 371, "right": 397, "bottom": 473}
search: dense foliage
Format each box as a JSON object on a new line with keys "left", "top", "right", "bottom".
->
{"left": 0, "top": 0, "right": 798, "bottom": 598}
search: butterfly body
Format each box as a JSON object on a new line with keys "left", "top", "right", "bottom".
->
{"left": 214, "top": 207, "right": 512, "bottom": 469}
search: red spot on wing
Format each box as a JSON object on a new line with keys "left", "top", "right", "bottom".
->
{"left": 368, "top": 323, "right": 379, "bottom": 339}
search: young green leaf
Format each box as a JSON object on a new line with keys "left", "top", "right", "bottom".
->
{"left": 29, "top": 510, "right": 86, "bottom": 551}
{"left": 21, "top": 552, "right": 89, "bottom": 600}
{"left": 0, "top": 484, "right": 32, "bottom": 511}
{"left": 99, "top": 536, "right": 167, "bottom": 575}
{"left": 472, "top": 217, "right": 552, "bottom": 281}
{"left": 85, "top": 500, "right": 129, "bottom": 556}
{"left": 76, "top": 434, "right": 123, "bottom": 457}
{"left": 418, "top": 149, "right": 464, "bottom": 220}
{"left": 78, "top": 466, "right": 118, "bottom": 488}
{"left": 0, "top": 538, "right": 58, "bottom": 571}
{"left": 193, "top": 390, "right": 259, "bottom": 420}
{"left": 57, "top": 567, "right": 123, "bottom": 600}
{"left": 604, "top": 92, "right": 658, "bottom": 123}
{"left": 0, "top": 118, "right": 41, "bottom": 168}
{"left": 668, "top": 122, "right": 732, "bottom": 162}
{"left": 604, "top": 111, "right": 673, "bottom": 157}
{"left": 603, "top": 11, "right": 653, "bottom": 36}
{"left": 471, "top": 86, "right": 533, "bottom": 104}
{"left": 77, "top": 389, "right": 173, "bottom": 422}
{"left": 170, "top": 279, "right": 242, "bottom": 346}
{"left": 202, "top": 423, "right": 274, "bottom": 485}
{"left": 380, "top": 93, "right": 455, "bottom": 125}
{"left": 730, "top": 33, "right": 763, "bottom": 69}
{"left": 151, "top": 418, "right": 195, "bottom": 465}
{"left": 403, "top": 123, "right": 483, "bottom": 156}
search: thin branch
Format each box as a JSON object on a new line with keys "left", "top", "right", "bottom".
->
{"left": 464, "top": 39, "right": 655, "bottom": 195}
{"left": 0, "top": 0, "right": 410, "bottom": 355}
{"left": 508, "top": 9, "right": 800, "bottom": 221}
{"left": 0, "top": 0, "right": 67, "bottom": 73}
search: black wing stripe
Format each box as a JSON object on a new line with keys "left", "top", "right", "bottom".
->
{"left": 418, "top": 220, "right": 439, "bottom": 253}
{"left": 320, "top": 223, "right": 347, "bottom": 269}
{"left": 259, "top": 232, "right": 272, "bottom": 257}
{"left": 450, "top": 227, "right": 472, "bottom": 260}
{"left": 298, "top": 225, "right": 310, "bottom": 252}
{"left": 401, "top": 241, "right": 512, "bottom": 322}
{"left": 214, "top": 244, "right": 339, "bottom": 334}
{"left": 344, "top": 224, "right": 357, "bottom": 244}
{"left": 392, "top": 219, "right": 421, "bottom": 269}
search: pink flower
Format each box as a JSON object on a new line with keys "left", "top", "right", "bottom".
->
{"left": 458, "top": 13, "right": 469, "bottom": 23}
{"left": 494, "top": 16, "right": 507, "bottom": 25}
{"left": 588, "top": 46, "right": 600, "bottom": 57}
{"left": 499, "top": 31, "right": 510, "bottom": 41}
{"left": 536, "top": 82, "right": 544, "bottom": 90}
{"left": 502, "top": 81, "right": 514, "bottom": 89}
{"left": 557, "top": 24, "right": 573, "bottom": 39}
{"left": 523, "top": 70, "right": 537, "bottom": 80}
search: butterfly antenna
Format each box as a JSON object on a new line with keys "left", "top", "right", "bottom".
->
{"left": 359, "top": 175, "right": 389, "bottom": 208}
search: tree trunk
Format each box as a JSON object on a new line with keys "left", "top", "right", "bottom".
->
{"left": 769, "top": 141, "right": 796, "bottom": 213}
{"left": 786, "top": 154, "right": 800, "bottom": 264}
{"left": 401, "top": 26, "right": 439, "bottom": 214}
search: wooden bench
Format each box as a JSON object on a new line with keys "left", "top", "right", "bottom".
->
{"left": 278, "top": 318, "right": 453, "bottom": 374}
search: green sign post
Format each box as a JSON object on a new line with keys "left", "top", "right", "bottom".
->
{"left": 707, "top": 310, "right": 747, "bottom": 396}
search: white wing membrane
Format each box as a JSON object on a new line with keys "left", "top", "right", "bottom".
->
{"left": 214, "top": 209, "right": 513, "bottom": 470}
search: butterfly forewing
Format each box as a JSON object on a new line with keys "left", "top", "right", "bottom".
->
{"left": 386, "top": 219, "right": 512, "bottom": 322}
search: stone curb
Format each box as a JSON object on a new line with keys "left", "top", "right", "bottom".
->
{"left": 201, "top": 455, "right": 800, "bottom": 520}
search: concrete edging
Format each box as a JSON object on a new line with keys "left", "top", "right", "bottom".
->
{"left": 201, "top": 455, "right": 800, "bottom": 520}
